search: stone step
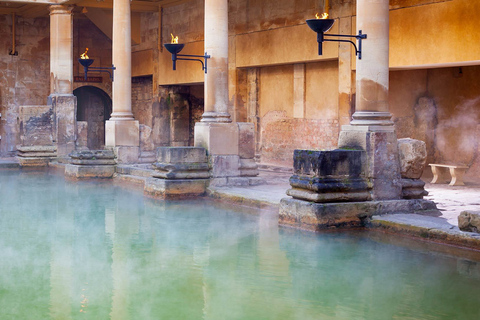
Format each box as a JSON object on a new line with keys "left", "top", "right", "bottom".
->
{"left": 0, "top": 159, "right": 20, "bottom": 169}
{"left": 113, "top": 173, "right": 148, "bottom": 185}
{"left": 115, "top": 165, "right": 155, "bottom": 178}
{"left": 257, "top": 163, "right": 293, "bottom": 173}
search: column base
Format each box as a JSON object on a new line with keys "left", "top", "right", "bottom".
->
{"left": 113, "top": 146, "right": 140, "bottom": 164}
{"left": 338, "top": 125, "right": 402, "bottom": 200}
{"left": 194, "top": 122, "right": 238, "bottom": 155}
{"left": 200, "top": 111, "right": 232, "bottom": 123}
{"left": 49, "top": 94, "right": 77, "bottom": 157}
{"left": 350, "top": 111, "right": 394, "bottom": 126}
{"left": 105, "top": 120, "right": 140, "bottom": 147}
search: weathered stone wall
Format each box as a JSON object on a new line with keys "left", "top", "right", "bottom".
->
{"left": 18, "top": 105, "right": 54, "bottom": 147}
{"left": 261, "top": 116, "right": 339, "bottom": 167}
{"left": 390, "top": 66, "right": 480, "bottom": 180}
{"left": 0, "top": 15, "right": 50, "bottom": 156}
{"left": 156, "top": 85, "right": 204, "bottom": 147}
{"left": 132, "top": 76, "right": 154, "bottom": 128}
{"left": 73, "top": 17, "right": 112, "bottom": 97}
{"left": 250, "top": 61, "right": 340, "bottom": 166}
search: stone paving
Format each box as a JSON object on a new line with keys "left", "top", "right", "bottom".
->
{"left": 209, "top": 166, "right": 480, "bottom": 248}
{"left": 210, "top": 167, "right": 480, "bottom": 223}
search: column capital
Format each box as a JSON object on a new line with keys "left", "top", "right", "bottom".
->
{"left": 49, "top": 5, "right": 74, "bottom": 15}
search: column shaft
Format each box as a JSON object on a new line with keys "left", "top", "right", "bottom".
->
{"left": 105, "top": 0, "right": 139, "bottom": 159}
{"left": 49, "top": 5, "right": 73, "bottom": 95}
{"left": 201, "top": 0, "right": 231, "bottom": 123}
{"left": 351, "top": 0, "right": 392, "bottom": 126}
{"left": 111, "top": 0, "right": 133, "bottom": 120}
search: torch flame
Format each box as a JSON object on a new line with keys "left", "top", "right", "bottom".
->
{"left": 315, "top": 12, "right": 329, "bottom": 19}
{"left": 80, "top": 48, "right": 89, "bottom": 59}
{"left": 171, "top": 33, "right": 179, "bottom": 44}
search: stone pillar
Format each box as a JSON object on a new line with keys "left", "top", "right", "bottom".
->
{"left": 338, "top": 0, "right": 402, "bottom": 200}
{"left": 49, "top": 5, "right": 76, "bottom": 157}
{"left": 194, "top": 0, "right": 238, "bottom": 179}
{"left": 193, "top": 0, "right": 259, "bottom": 185}
{"left": 105, "top": 0, "right": 140, "bottom": 163}
{"left": 350, "top": 0, "right": 392, "bottom": 127}
{"left": 200, "top": 0, "right": 231, "bottom": 123}
{"left": 49, "top": 5, "right": 73, "bottom": 95}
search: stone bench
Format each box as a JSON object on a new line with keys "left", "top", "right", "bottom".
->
{"left": 429, "top": 164, "right": 469, "bottom": 186}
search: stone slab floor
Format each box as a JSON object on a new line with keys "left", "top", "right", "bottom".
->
{"left": 211, "top": 166, "right": 480, "bottom": 226}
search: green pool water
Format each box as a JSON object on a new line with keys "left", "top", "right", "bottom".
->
{"left": 1, "top": 170, "right": 480, "bottom": 320}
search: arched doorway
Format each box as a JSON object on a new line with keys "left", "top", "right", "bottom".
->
{"left": 74, "top": 86, "right": 112, "bottom": 150}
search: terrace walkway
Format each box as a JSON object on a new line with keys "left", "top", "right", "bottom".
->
{"left": 209, "top": 165, "right": 480, "bottom": 248}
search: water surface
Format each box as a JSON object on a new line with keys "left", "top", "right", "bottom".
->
{"left": 1, "top": 170, "right": 480, "bottom": 319}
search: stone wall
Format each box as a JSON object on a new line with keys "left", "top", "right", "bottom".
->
{"left": 132, "top": 76, "right": 154, "bottom": 128}
{"left": 0, "top": 15, "right": 50, "bottom": 157}
{"left": 73, "top": 17, "right": 112, "bottom": 97}
{"left": 261, "top": 116, "right": 339, "bottom": 167}
{"left": 390, "top": 66, "right": 480, "bottom": 181}
{"left": 156, "top": 85, "right": 204, "bottom": 148}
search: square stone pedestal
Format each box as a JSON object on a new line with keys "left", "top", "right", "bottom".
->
{"left": 145, "top": 147, "right": 210, "bottom": 199}
{"left": 65, "top": 150, "right": 116, "bottom": 179}
{"left": 338, "top": 125, "right": 402, "bottom": 200}
{"left": 65, "top": 165, "right": 115, "bottom": 179}
{"left": 105, "top": 120, "right": 140, "bottom": 147}
{"left": 194, "top": 122, "right": 239, "bottom": 155}
{"left": 16, "top": 146, "right": 57, "bottom": 167}
{"left": 106, "top": 120, "right": 140, "bottom": 164}
{"left": 194, "top": 122, "right": 260, "bottom": 186}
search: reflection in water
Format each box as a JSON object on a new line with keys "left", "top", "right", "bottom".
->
{"left": 0, "top": 170, "right": 480, "bottom": 319}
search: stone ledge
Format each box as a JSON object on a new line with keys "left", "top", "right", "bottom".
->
{"left": 65, "top": 164, "right": 115, "bottom": 179}
{"left": 144, "top": 178, "right": 208, "bottom": 199}
{"left": 370, "top": 214, "right": 480, "bottom": 250}
{"left": 279, "top": 198, "right": 439, "bottom": 231}
{"left": 16, "top": 157, "right": 54, "bottom": 167}
{"left": 209, "top": 176, "right": 264, "bottom": 187}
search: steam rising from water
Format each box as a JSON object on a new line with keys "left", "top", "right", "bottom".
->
{"left": 1, "top": 171, "right": 480, "bottom": 319}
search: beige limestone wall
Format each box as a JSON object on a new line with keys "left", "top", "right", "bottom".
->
{"left": 0, "top": 15, "right": 50, "bottom": 156}
{"left": 390, "top": 66, "right": 480, "bottom": 180}
{"left": 257, "top": 62, "right": 340, "bottom": 166}
{"left": 259, "top": 65, "right": 294, "bottom": 118}
{"left": 305, "top": 60, "right": 339, "bottom": 120}
{"left": 390, "top": 0, "right": 480, "bottom": 68}
{"left": 157, "top": 0, "right": 204, "bottom": 86}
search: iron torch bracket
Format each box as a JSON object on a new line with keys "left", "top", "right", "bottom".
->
{"left": 164, "top": 43, "right": 210, "bottom": 73}
{"left": 323, "top": 30, "right": 367, "bottom": 59}
{"left": 84, "top": 66, "right": 116, "bottom": 81}
{"left": 78, "top": 59, "right": 116, "bottom": 81}
{"left": 172, "top": 52, "right": 211, "bottom": 74}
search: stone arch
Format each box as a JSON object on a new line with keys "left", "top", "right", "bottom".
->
{"left": 73, "top": 86, "right": 112, "bottom": 150}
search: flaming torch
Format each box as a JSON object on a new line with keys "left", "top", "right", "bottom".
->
{"left": 163, "top": 33, "right": 211, "bottom": 73}
{"left": 77, "top": 47, "right": 116, "bottom": 81}
{"left": 80, "top": 48, "right": 89, "bottom": 59}
{"left": 306, "top": 3, "right": 367, "bottom": 59}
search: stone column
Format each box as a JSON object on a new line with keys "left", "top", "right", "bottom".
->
{"left": 338, "top": 0, "right": 402, "bottom": 200}
{"left": 194, "top": 0, "right": 238, "bottom": 159}
{"left": 194, "top": 0, "right": 259, "bottom": 185}
{"left": 49, "top": 5, "right": 73, "bottom": 95}
{"left": 350, "top": 0, "right": 392, "bottom": 127}
{"left": 49, "top": 5, "right": 76, "bottom": 157}
{"left": 201, "top": 0, "right": 231, "bottom": 123}
{"left": 105, "top": 0, "right": 140, "bottom": 163}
